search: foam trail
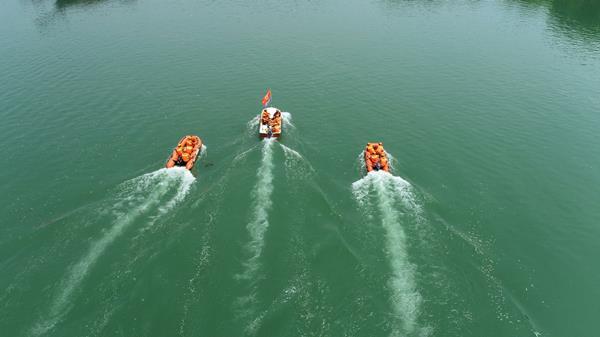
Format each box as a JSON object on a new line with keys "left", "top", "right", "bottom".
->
{"left": 279, "top": 143, "right": 304, "bottom": 171}
{"left": 281, "top": 111, "right": 294, "bottom": 129}
{"left": 236, "top": 139, "right": 276, "bottom": 333}
{"left": 178, "top": 233, "right": 212, "bottom": 336}
{"left": 199, "top": 144, "right": 207, "bottom": 159}
{"left": 240, "top": 138, "right": 275, "bottom": 280}
{"left": 279, "top": 143, "right": 314, "bottom": 183}
{"left": 246, "top": 115, "right": 260, "bottom": 137}
{"left": 279, "top": 143, "right": 302, "bottom": 160}
{"left": 384, "top": 151, "right": 399, "bottom": 173}
{"left": 158, "top": 169, "right": 196, "bottom": 215}
{"left": 233, "top": 144, "right": 259, "bottom": 163}
{"left": 352, "top": 171, "right": 426, "bottom": 337}
{"left": 31, "top": 168, "right": 194, "bottom": 336}
{"left": 247, "top": 114, "right": 259, "bottom": 130}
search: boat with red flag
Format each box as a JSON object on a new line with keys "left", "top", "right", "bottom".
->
{"left": 258, "top": 89, "right": 282, "bottom": 138}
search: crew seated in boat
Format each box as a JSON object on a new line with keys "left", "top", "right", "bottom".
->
{"left": 183, "top": 136, "right": 200, "bottom": 152}
{"left": 365, "top": 144, "right": 389, "bottom": 171}
{"left": 274, "top": 110, "right": 282, "bottom": 123}
{"left": 270, "top": 111, "right": 282, "bottom": 133}
{"left": 170, "top": 137, "right": 198, "bottom": 163}
{"left": 366, "top": 143, "right": 382, "bottom": 154}
{"left": 367, "top": 155, "right": 389, "bottom": 171}
{"left": 178, "top": 152, "right": 191, "bottom": 166}
{"left": 366, "top": 143, "right": 385, "bottom": 155}
{"left": 170, "top": 150, "right": 191, "bottom": 166}
{"left": 380, "top": 157, "right": 389, "bottom": 170}
{"left": 261, "top": 110, "right": 270, "bottom": 125}
{"left": 366, "top": 144, "right": 376, "bottom": 155}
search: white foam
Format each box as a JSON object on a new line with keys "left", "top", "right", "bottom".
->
{"left": 352, "top": 171, "right": 427, "bottom": 337}
{"left": 279, "top": 143, "right": 307, "bottom": 178}
{"left": 178, "top": 233, "right": 212, "bottom": 336}
{"left": 240, "top": 138, "right": 276, "bottom": 280}
{"left": 31, "top": 168, "right": 195, "bottom": 336}
{"left": 199, "top": 144, "right": 207, "bottom": 159}
{"left": 233, "top": 144, "right": 259, "bottom": 163}
{"left": 384, "top": 150, "right": 397, "bottom": 172}
{"left": 246, "top": 115, "right": 260, "bottom": 134}
{"left": 235, "top": 139, "right": 276, "bottom": 330}
{"left": 157, "top": 168, "right": 196, "bottom": 215}
{"left": 279, "top": 143, "right": 302, "bottom": 160}
{"left": 281, "top": 111, "right": 294, "bottom": 129}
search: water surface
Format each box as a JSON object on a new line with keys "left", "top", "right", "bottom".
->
{"left": 1, "top": 0, "right": 599, "bottom": 336}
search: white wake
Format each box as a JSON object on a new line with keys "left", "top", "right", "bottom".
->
{"left": 352, "top": 171, "right": 429, "bottom": 337}
{"left": 240, "top": 138, "right": 275, "bottom": 280}
{"left": 31, "top": 168, "right": 195, "bottom": 336}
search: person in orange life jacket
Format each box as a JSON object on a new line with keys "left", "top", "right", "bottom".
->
{"left": 380, "top": 156, "right": 389, "bottom": 171}
{"left": 261, "top": 110, "right": 270, "bottom": 125}
{"left": 169, "top": 145, "right": 183, "bottom": 164}
{"left": 174, "top": 152, "right": 191, "bottom": 166}
{"left": 367, "top": 153, "right": 381, "bottom": 171}
{"left": 167, "top": 149, "right": 189, "bottom": 167}
{"left": 271, "top": 110, "right": 281, "bottom": 123}
{"left": 373, "top": 143, "right": 385, "bottom": 156}
{"left": 168, "top": 137, "right": 196, "bottom": 166}
{"left": 183, "top": 136, "right": 200, "bottom": 154}
{"left": 366, "top": 144, "right": 376, "bottom": 155}
{"left": 271, "top": 111, "right": 282, "bottom": 133}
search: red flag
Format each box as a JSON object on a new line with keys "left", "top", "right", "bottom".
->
{"left": 261, "top": 89, "right": 272, "bottom": 107}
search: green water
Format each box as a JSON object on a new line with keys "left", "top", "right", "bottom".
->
{"left": 1, "top": 0, "right": 600, "bottom": 336}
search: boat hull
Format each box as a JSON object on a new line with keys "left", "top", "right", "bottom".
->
{"left": 258, "top": 107, "right": 282, "bottom": 138}
{"left": 166, "top": 135, "right": 203, "bottom": 170}
{"left": 364, "top": 142, "right": 390, "bottom": 173}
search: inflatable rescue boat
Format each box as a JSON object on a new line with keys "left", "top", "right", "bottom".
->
{"left": 259, "top": 107, "right": 282, "bottom": 138}
{"left": 166, "top": 135, "right": 203, "bottom": 170}
{"left": 364, "top": 142, "right": 390, "bottom": 172}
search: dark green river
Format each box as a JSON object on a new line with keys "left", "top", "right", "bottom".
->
{"left": 1, "top": 0, "right": 599, "bottom": 336}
